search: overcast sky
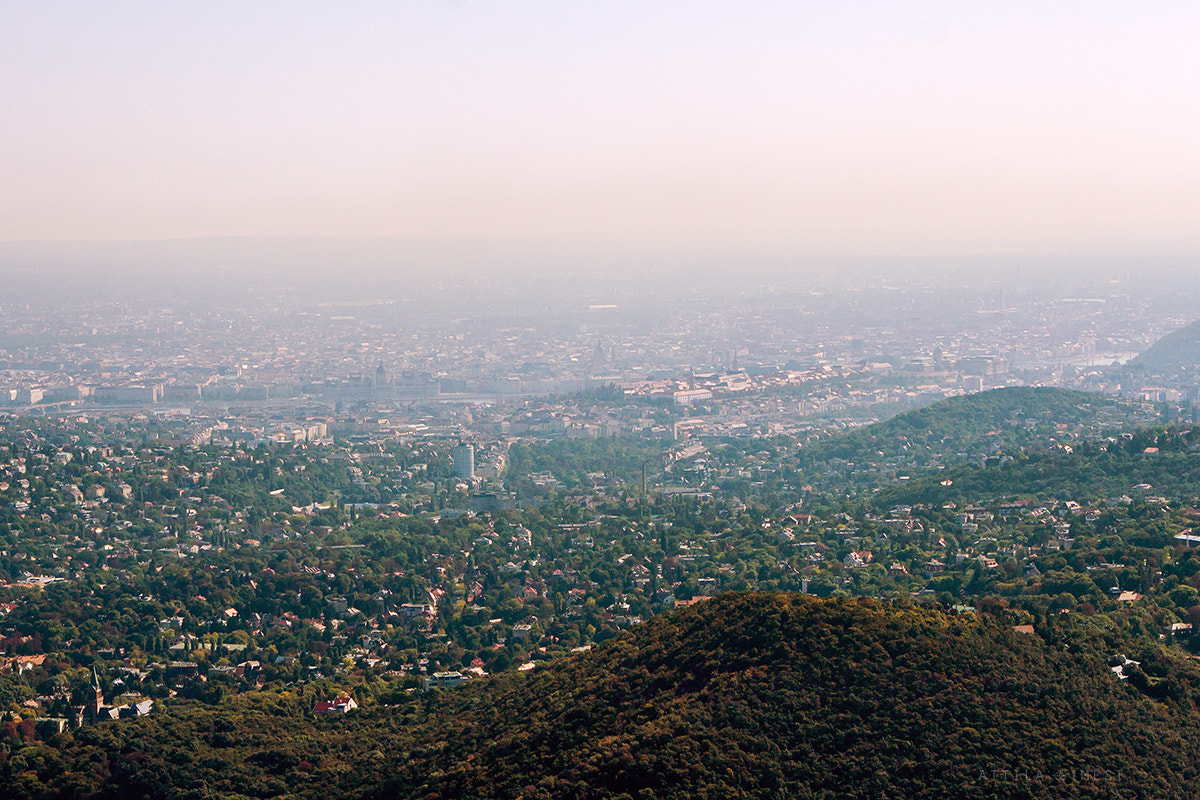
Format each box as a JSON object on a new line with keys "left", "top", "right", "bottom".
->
{"left": 3, "top": 2, "right": 1199, "bottom": 257}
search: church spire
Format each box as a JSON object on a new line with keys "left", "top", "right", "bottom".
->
{"left": 90, "top": 667, "right": 103, "bottom": 718}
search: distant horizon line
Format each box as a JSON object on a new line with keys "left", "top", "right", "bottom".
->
{"left": 2, "top": 233, "right": 1199, "bottom": 262}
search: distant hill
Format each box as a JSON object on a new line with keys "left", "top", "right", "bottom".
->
{"left": 18, "top": 593, "right": 1200, "bottom": 799}
{"left": 1131, "top": 319, "right": 1200, "bottom": 372}
{"left": 795, "top": 386, "right": 1157, "bottom": 491}
{"left": 877, "top": 425, "right": 1200, "bottom": 507}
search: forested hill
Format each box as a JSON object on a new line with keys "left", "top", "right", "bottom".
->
{"left": 362, "top": 593, "right": 1200, "bottom": 800}
{"left": 795, "top": 386, "right": 1156, "bottom": 491}
{"left": 1130, "top": 318, "right": 1200, "bottom": 372}
{"left": 17, "top": 593, "right": 1200, "bottom": 799}
{"left": 876, "top": 424, "right": 1200, "bottom": 507}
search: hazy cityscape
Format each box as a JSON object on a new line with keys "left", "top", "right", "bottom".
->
{"left": 4, "top": 2, "right": 1200, "bottom": 798}
{"left": 3, "top": 251, "right": 1200, "bottom": 438}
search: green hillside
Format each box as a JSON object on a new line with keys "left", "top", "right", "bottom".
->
{"left": 795, "top": 386, "right": 1156, "bottom": 491}
{"left": 877, "top": 425, "right": 1200, "bottom": 507}
{"left": 364, "top": 593, "right": 1200, "bottom": 800}
{"left": 14, "top": 594, "right": 1200, "bottom": 799}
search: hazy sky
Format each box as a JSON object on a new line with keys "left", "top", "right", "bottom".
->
{"left": 3, "top": 2, "right": 1199, "bottom": 256}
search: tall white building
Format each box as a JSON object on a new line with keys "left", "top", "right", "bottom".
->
{"left": 453, "top": 443, "right": 475, "bottom": 481}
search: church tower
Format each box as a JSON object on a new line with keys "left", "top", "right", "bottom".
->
{"left": 89, "top": 667, "right": 103, "bottom": 720}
